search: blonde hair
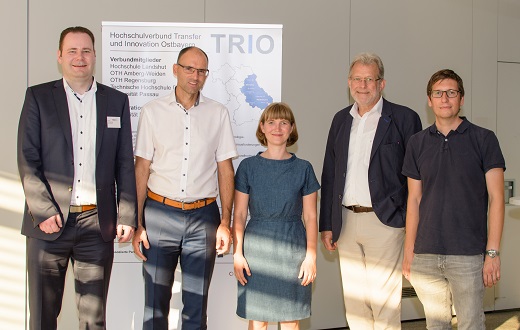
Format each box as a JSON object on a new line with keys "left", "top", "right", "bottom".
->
{"left": 349, "top": 52, "right": 385, "bottom": 79}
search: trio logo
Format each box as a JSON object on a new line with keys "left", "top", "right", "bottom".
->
{"left": 211, "top": 34, "right": 275, "bottom": 54}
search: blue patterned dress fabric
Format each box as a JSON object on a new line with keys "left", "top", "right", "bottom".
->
{"left": 235, "top": 153, "right": 320, "bottom": 321}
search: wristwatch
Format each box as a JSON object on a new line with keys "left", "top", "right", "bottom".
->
{"left": 485, "top": 249, "right": 500, "bottom": 258}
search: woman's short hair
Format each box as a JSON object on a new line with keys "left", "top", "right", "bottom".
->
{"left": 256, "top": 102, "right": 299, "bottom": 147}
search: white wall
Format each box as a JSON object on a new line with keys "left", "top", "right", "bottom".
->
{"left": 0, "top": 0, "right": 28, "bottom": 329}
{"left": 1, "top": 0, "right": 520, "bottom": 329}
{"left": 496, "top": 0, "right": 520, "bottom": 306}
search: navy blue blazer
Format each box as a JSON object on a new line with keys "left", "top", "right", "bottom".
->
{"left": 319, "top": 98, "right": 422, "bottom": 243}
{"left": 17, "top": 79, "right": 137, "bottom": 242}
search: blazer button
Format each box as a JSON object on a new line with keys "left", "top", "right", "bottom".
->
{"left": 338, "top": 194, "right": 342, "bottom": 199}
{"left": 68, "top": 187, "right": 73, "bottom": 192}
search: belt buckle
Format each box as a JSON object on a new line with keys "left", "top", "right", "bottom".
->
{"left": 181, "top": 201, "right": 186, "bottom": 210}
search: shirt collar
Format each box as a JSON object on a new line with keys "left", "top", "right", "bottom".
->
{"left": 63, "top": 77, "right": 97, "bottom": 97}
{"left": 430, "top": 116, "right": 469, "bottom": 134}
{"left": 350, "top": 96, "right": 383, "bottom": 119}
{"left": 171, "top": 86, "right": 202, "bottom": 110}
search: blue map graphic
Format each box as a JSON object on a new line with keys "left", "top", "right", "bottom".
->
{"left": 211, "top": 64, "right": 274, "bottom": 126}
{"left": 240, "top": 74, "right": 273, "bottom": 110}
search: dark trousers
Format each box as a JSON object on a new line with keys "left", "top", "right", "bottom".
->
{"left": 27, "top": 210, "right": 114, "bottom": 330}
{"left": 142, "top": 198, "right": 220, "bottom": 330}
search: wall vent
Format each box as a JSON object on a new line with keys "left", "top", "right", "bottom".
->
{"left": 402, "top": 286, "right": 418, "bottom": 298}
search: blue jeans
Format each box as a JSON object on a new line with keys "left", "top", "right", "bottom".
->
{"left": 410, "top": 254, "right": 485, "bottom": 330}
{"left": 142, "top": 198, "right": 220, "bottom": 330}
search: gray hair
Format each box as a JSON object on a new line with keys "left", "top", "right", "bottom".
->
{"left": 349, "top": 52, "right": 385, "bottom": 79}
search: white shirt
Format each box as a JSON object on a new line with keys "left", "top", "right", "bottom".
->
{"left": 64, "top": 78, "right": 98, "bottom": 206}
{"left": 134, "top": 89, "right": 238, "bottom": 202}
{"left": 343, "top": 96, "right": 383, "bottom": 207}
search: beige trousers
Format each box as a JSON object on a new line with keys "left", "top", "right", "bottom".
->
{"left": 337, "top": 207, "right": 404, "bottom": 330}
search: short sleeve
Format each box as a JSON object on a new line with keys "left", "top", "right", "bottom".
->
{"left": 134, "top": 106, "right": 155, "bottom": 160}
{"left": 402, "top": 135, "right": 421, "bottom": 180}
{"left": 302, "top": 161, "right": 320, "bottom": 196}
{"left": 215, "top": 105, "right": 238, "bottom": 162}
{"left": 234, "top": 160, "right": 250, "bottom": 194}
{"left": 482, "top": 131, "right": 506, "bottom": 173}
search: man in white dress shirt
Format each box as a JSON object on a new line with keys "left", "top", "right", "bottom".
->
{"left": 18, "top": 26, "right": 136, "bottom": 330}
{"left": 132, "top": 46, "right": 238, "bottom": 330}
{"left": 320, "top": 53, "right": 422, "bottom": 329}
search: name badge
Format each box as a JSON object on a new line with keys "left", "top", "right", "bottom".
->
{"left": 107, "top": 116, "right": 121, "bottom": 128}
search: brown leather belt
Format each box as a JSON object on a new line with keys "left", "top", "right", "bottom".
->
{"left": 345, "top": 205, "right": 374, "bottom": 213}
{"left": 69, "top": 205, "right": 97, "bottom": 213}
{"left": 147, "top": 190, "right": 216, "bottom": 210}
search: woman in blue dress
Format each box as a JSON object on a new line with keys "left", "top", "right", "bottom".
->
{"left": 233, "top": 102, "right": 320, "bottom": 330}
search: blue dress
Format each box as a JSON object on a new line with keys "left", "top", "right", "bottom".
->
{"left": 235, "top": 153, "right": 320, "bottom": 322}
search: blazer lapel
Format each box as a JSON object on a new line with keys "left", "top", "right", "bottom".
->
{"left": 370, "top": 99, "right": 392, "bottom": 162}
{"left": 95, "top": 83, "right": 106, "bottom": 157}
{"left": 52, "top": 80, "right": 73, "bottom": 157}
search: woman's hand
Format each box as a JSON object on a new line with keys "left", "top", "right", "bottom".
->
{"left": 233, "top": 253, "right": 251, "bottom": 286}
{"left": 299, "top": 255, "right": 317, "bottom": 286}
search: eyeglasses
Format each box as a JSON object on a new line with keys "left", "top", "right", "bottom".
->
{"left": 350, "top": 77, "right": 382, "bottom": 85}
{"left": 177, "top": 63, "right": 209, "bottom": 77}
{"left": 430, "top": 89, "right": 461, "bottom": 98}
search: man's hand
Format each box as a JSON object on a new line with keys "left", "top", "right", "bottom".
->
{"left": 483, "top": 255, "right": 501, "bottom": 288}
{"left": 402, "top": 248, "right": 414, "bottom": 281}
{"left": 117, "top": 224, "right": 135, "bottom": 243}
{"left": 38, "top": 214, "right": 62, "bottom": 234}
{"left": 216, "top": 224, "right": 231, "bottom": 255}
{"left": 320, "top": 231, "right": 337, "bottom": 251}
{"left": 132, "top": 225, "right": 150, "bottom": 261}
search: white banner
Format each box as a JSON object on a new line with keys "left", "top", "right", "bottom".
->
{"left": 102, "top": 21, "right": 282, "bottom": 161}
{"left": 101, "top": 21, "right": 282, "bottom": 329}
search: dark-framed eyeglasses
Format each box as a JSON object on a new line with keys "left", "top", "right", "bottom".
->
{"left": 430, "top": 89, "right": 461, "bottom": 98}
{"left": 177, "top": 63, "right": 209, "bottom": 77}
